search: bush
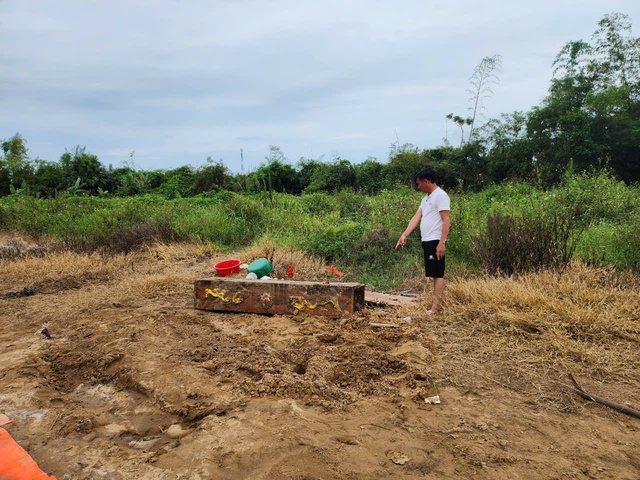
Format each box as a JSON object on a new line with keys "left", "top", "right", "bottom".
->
{"left": 335, "top": 189, "right": 369, "bottom": 220}
{"left": 555, "top": 171, "right": 639, "bottom": 227}
{"left": 577, "top": 215, "right": 640, "bottom": 271}
{"left": 473, "top": 207, "right": 582, "bottom": 275}
{"left": 109, "top": 221, "right": 178, "bottom": 253}
{"left": 306, "top": 221, "right": 366, "bottom": 263}
{"left": 297, "top": 193, "right": 336, "bottom": 216}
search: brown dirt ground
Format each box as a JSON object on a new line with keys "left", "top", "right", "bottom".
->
{"left": 0, "top": 237, "right": 639, "bottom": 479}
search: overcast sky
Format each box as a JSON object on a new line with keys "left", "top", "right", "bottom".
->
{"left": 2, "top": 1, "right": 638, "bottom": 173}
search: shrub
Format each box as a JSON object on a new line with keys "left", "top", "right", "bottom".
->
{"left": 555, "top": 171, "right": 638, "bottom": 227}
{"left": 335, "top": 189, "right": 369, "bottom": 220}
{"left": 109, "top": 221, "right": 178, "bottom": 253}
{"left": 473, "top": 207, "right": 582, "bottom": 275}
{"left": 306, "top": 221, "right": 366, "bottom": 263}
{"left": 297, "top": 193, "right": 337, "bottom": 216}
{"left": 577, "top": 216, "right": 640, "bottom": 271}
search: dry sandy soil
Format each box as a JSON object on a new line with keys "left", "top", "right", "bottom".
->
{"left": 0, "top": 237, "right": 639, "bottom": 479}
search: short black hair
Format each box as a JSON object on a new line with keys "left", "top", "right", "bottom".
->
{"left": 415, "top": 167, "right": 437, "bottom": 183}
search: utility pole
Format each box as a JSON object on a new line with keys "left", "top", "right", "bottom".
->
{"left": 240, "top": 148, "right": 244, "bottom": 173}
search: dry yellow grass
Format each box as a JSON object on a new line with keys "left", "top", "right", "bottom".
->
{"left": 2, "top": 239, "right": 638, "bottom": 414}
{"left": 400, "top": 262, "right": 640, "bottom": 411}
{"left": 0, "top": 250, "right": 131, "bottom": 292}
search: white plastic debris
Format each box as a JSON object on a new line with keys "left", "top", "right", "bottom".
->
{"left": 425, "top": 395, "right": 441, "bottom": 405}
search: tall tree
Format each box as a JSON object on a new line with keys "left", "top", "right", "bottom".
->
{"left": 304, "top": 158, "right": 356, "bottom": 194}
{"left": 480, "top": 112, "right": 534, "bottom": 183}
{"left": 0, "top": 133, "right": 34, "bottom": 196}
{"left": 445, "top": 114, "right": 472, "bottom": 147}
{"left": 192, "top": 157, "right": 239, "bottom": 195}
{"left": 31, "top": 160, "right": 65, "bottom": 198}
{"left": 591, "top": 12, "right": 640, "bottom": 90}
{"left": 59, "top": 146, "right": 109, "bottom": 195}
{"left": 446, "top": 54, "right": 502, "bottom": 146}
{"left": 248, "top": 146, "right": 301, "bottom": 195}
{"left": 467, "top": 54, "right": 502, "bottom": 141}
{"left": 382, "top": 144, "right": 427, "bottom": 187}
{"left": 354, "top": 158, "right": 388, "bottom": 195}
{"left": 528, "top": 12, "right": 640, "bottom": 182}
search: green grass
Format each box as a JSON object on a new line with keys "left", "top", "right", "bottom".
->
{"left": 1, "top": 172, "right": 638, "bottom": 289}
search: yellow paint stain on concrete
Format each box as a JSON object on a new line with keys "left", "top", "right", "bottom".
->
{"left": 204, "top": 288, "right": 244, "bottom": 304}
{"left": 289, "top": 296, "right": 340, "bottom": 314}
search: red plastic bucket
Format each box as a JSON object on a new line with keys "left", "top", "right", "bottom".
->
{"left": 214, "top": 259, "right": 241, "bottom": 276}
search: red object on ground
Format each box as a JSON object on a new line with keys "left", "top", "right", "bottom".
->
{"left": 0, "top": 428, "right": 58, "bottom": 479}
{"left": 325, "top": 266, "right": 344, "bottom": 277}
{"left": 286, "top": 267, "right": 294, "bottom": 277}
{"left": 214, "top": 259, "right": 241, "bottom": 276}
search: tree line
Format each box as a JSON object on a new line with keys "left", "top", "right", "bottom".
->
{"left": 2, "top": 13, "right": 638, "bottom": 199}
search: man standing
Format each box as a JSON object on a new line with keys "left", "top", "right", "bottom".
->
{"left": 395, "top": 168, "right": 450, "bottom": 314}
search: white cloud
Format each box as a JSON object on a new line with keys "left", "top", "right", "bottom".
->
{"left": 1, "top": 0, "right": 639, "bottom": 172}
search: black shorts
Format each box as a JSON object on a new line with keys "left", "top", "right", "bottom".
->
{"left": 422, "top": 240, "right": 445, "bottom": 278}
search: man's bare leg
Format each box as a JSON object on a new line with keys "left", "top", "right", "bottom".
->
{"left": 427, "top": 277, "right": 445, "bottom": 314}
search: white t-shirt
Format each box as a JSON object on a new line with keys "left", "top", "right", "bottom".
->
{"left": 419, "top": 187, "right": 450, "bottom": 242}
